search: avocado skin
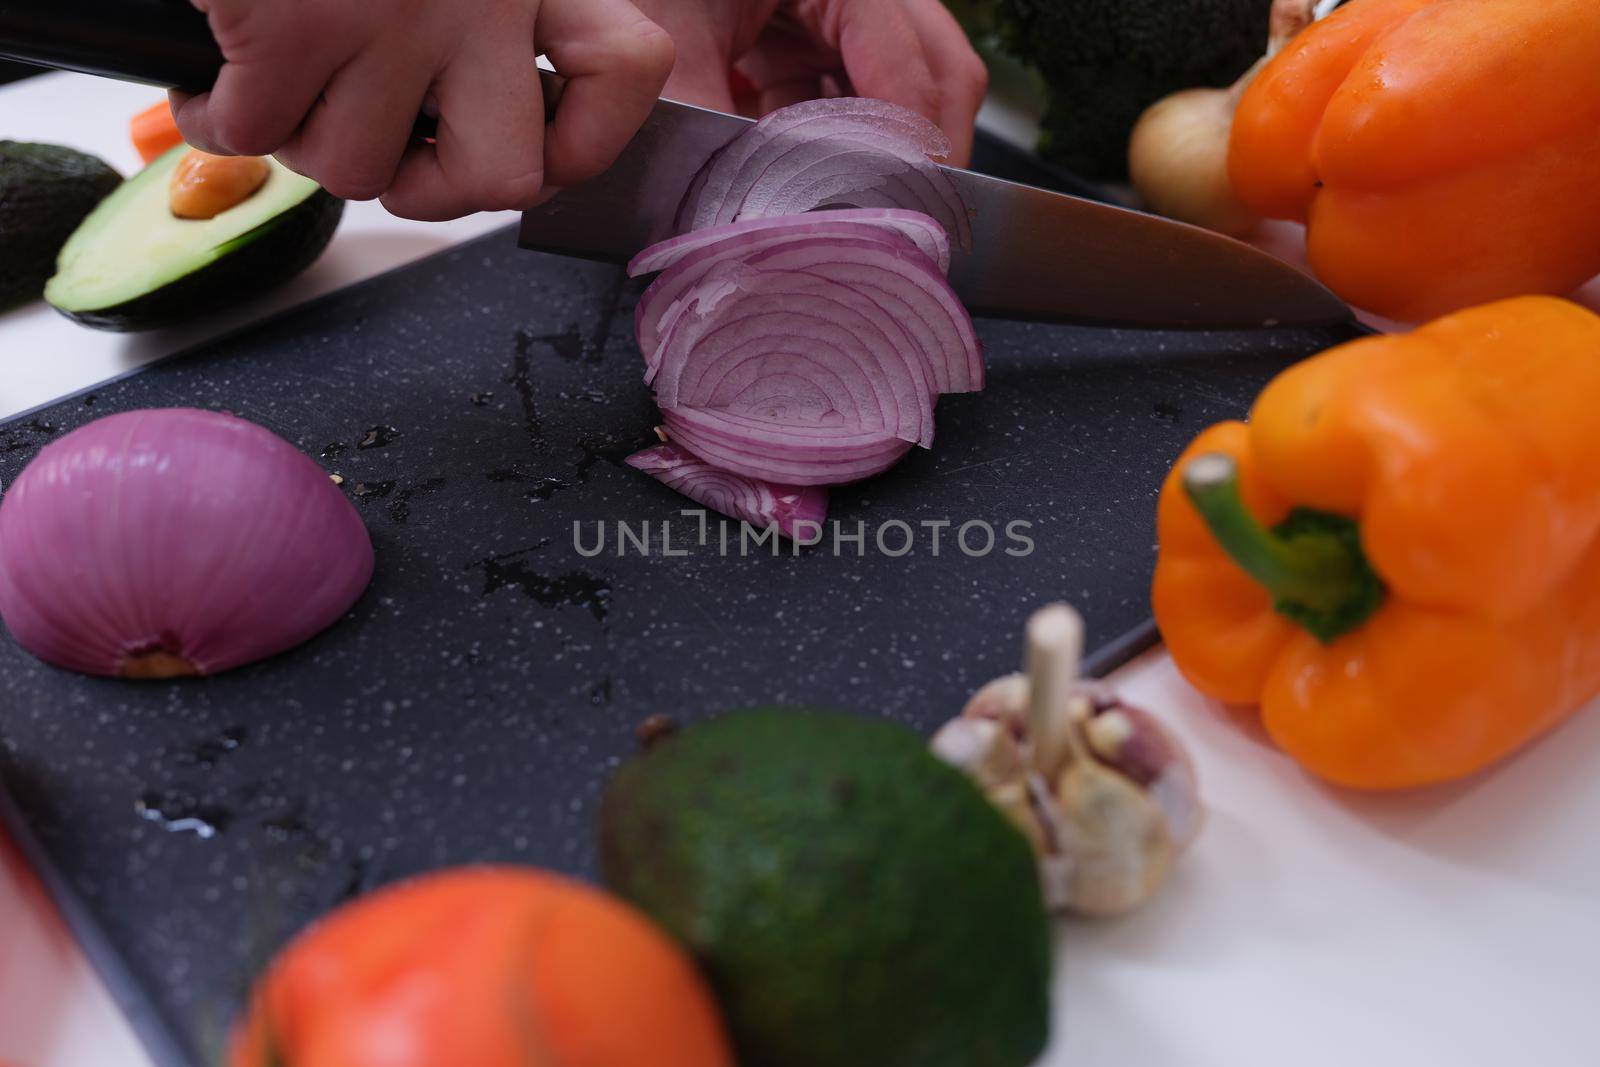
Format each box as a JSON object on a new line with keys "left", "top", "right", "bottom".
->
{"left": 0, "top": 141, "right": 121, "bottom": 308}
{"left": 600, "top": 708, "right": 1052, "bottom": 1067}
{"left": 52, "top": 189, "right": 345, "bottom": 332}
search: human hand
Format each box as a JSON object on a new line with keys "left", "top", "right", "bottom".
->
{"left": 170, "top": 0, "right": 675, "bottom": 220}
{"left": 636, "top": 0, "right": 987, "bottom": 166}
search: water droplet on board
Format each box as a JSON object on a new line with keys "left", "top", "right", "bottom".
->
{"left": 175, "top": 726, "right": 248, "bottom": 768}
{"left": 260, "top": 811, "right": 309, "bottom": 843}
{"left": 357, "top": 425, "right": 399, "bottom": 450}
{"left": 471, "top": 392, "right": 494, "bottom": 407}
{"left": 1153, "top": 400, "right": 1183, "bottom": 422}
{"left": 574, "top": 432, "right": 643, "bottom": 482}
{"left": 353, "top": 480, "right": 396, "bottom": 501}
{"left": 136, "top": 792, "right": 231, "bottom": 839}
{"left": 589, "top": 677, "right": 613, "bottom": 705}
{"left": 527, "top": 477, "right": 568, "bottom": 502}
{"left": 508, "top": 333, "right": 546, "bottom": 451}
{"left": 470, "top": 550, "right": 612, "bottom": 622}
{"left": 321, "top": 441, "right": 348, "bottom": 458}
{"left": 387, "top": 477, "right": 447, "bottom": 523}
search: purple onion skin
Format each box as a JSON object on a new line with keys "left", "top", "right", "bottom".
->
{"left": 625, "top": 442, "right": 828, "bottom": 540}
{"left": 0, "top": 409, "right": 374, "bottom": 679}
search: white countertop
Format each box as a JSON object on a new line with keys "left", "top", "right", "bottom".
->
{"left": 3, "top": 71, "right": 1599, "bottom": 1067}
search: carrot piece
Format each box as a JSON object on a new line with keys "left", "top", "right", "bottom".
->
{"left": 131, "top": 100, "right": 184, "bottom": 163}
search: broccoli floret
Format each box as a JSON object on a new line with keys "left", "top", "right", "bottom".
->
{"left": 992, "top": 0, "right": 1272, "bottom": 180}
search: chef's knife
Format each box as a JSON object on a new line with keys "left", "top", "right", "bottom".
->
{"left": 0, "top": 0, "right": 1356, "bottom": 330}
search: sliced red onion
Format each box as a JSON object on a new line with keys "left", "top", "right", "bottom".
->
{"left": 625, "top": 442, "right": 827, "bottom": 540}
{"left": 629, "top": 208, "right": 951, "bottom": 277}
{"left": 660, "top": 406, "right": 913, "bottom": 485}
{"left": 650, "top": 262, "right": 937, "bottom": 453}
{"left": 0, "top": 408, "right": 373, "bottom": 679}
{"left": 634, "top": 226, "right": 980, "bottom": 394}
{"left": 674, "top": 98, "right": 971, "bottom": 248}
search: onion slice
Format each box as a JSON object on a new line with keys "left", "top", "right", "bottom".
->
{"left": 651, "top": 261, "right": 937, "bottom": 450}
{"left": 625, "top": 442, "right": 828, "bottom": 540}
{"left": 0, "top": 408, "right": 373, "bottom": 678}
{"left": 629, "top": 208, "right": 951, "bottom": 276}
{"left": 634, "top": 222, "right": 979, "bottom": 394}
{"left": 660, "top": 406, "right": 914, "bottom": 486}
{"left": 674, "top": 98, "right": 972, "bottom": 249}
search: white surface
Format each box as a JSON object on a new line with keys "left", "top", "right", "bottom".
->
{"left": 3, "top": 69, "right": 1600, "bottom": 1067}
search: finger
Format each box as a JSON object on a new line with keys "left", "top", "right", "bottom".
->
{"left": 537, "top": 0, "right": 676, "bottom": 187}
{"left": 825, "top": 0, "right": 942, "bottom": 129}
{"left": 273, "top": 37, "right": 436, "bottom": 201}
{"left": 758, "top": 76, "right": 825, "bottom": 114}
{"left": 628, "top": 0, "right": 738, "bottom": 111}
{"left": 734, "top": 19, "right": 838, "bottom": 93}
{"left": 900, "top": 0, "right": 988, "bottom": 166}
{"left": 170, "top": 3, "right": 349, "bottom": 156}
{"left": 382, "top": 24, "right": 548, "bottom": 221}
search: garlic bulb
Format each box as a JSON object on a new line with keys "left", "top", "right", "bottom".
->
{"left": 0, "top": 408, "right": 374, "bottom": 678}
{"left": 932, "top": 605, "right": 1201, "bottom": 916}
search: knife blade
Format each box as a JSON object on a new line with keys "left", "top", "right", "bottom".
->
{"left": 517, "top": 96, "right": 1355, "bottom": 330}
{"left": 1, "top": 0, "right": 1352, "bottom": 330}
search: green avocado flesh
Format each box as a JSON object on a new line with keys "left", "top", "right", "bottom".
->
{"left": 0, "top": 141, "right": 121, "bottom": 308}
{"left": 600, "top": 708, "right": 1052, "bottom": 1067}
{"left": 45, "top": 144, "right": 343, "bottom": 331}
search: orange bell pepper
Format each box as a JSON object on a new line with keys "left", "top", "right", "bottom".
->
{"left": 1153, "top": 296, "right": 1600, "bottom": 789}
{"left": 229, "top": 866, "right": 733, "bottom": 1067}
{"left": 1229, "top": 0, "right": 1600, "bottom": 322}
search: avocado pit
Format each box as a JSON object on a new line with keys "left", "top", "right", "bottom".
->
{"left": 168, "top": 150, "right": 271, "bottom": 219}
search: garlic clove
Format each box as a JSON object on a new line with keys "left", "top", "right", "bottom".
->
{"left": 958, "top": 671, "right": 1030, "bottom": 727}
{"left": 930, "top": 715, "right": 1026, "bottom": 792}
{"left": 1081, "top": 701, "right": 1203, "bottom": 851}
{"left": 1053, "top": 762, "right": 1174, "bottom": 917}
{"left": 987, "top": 778, "right": 1048, "bottom": 857}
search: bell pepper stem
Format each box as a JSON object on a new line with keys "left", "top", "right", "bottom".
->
{"left": 1183, "top": 453, "right": 1385, "bottom": 643}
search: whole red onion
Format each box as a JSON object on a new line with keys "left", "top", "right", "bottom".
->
{"left": 0, "top": 408, "right": 374, "bottom": 678}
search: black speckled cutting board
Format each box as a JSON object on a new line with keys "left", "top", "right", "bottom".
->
{"left": 0, "top": 139, "right": 1357, "bottom": 1067}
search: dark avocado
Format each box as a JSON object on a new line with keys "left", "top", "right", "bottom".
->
{"left": 45, "top": 144, "right": 343, "bottom": 332}
{"left": 0, "top": 141, "right": 121, "bottom": 307}
{"left": 600, "top": 708, "right": 1053, "bottom": 1067}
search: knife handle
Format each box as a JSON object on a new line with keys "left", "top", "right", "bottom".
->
{"left": 0, "top": 0, "right": 562, "bottom": 143}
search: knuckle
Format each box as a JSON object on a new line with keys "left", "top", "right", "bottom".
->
{"left": 959, "top": 53, "right": 990, "bottom": 97}
{"left": 630, "top": 19, "right": 677, "bottom": 78}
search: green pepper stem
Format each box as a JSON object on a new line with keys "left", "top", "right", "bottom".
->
{"left": 1182, "top": 452, "right": 1385, "bottom": 643}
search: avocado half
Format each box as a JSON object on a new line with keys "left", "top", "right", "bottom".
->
{"left": 46, "top": 145, "right": 343, "bottom": 331}
{"left": 0, "top": 141, "right": 121, "bottom": 308}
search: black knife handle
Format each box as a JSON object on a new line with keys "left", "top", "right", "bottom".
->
{"left": 0, "top": 0, "right": 225, "bottom": 91}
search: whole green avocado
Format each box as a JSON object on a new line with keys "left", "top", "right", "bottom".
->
{"left": 599, "top": 708, "right": 1052, "bottom": 1067}
{"left": 0, "top": 142, "right": 121, "bottom": 307}
{"left": 993, "top": 0, "right": 1272, "bottom": 180}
